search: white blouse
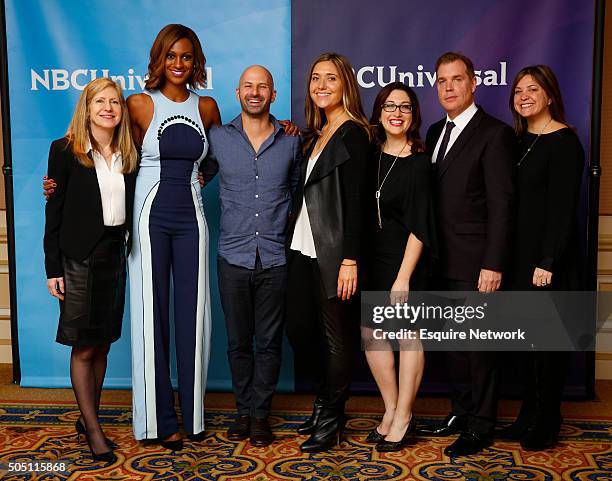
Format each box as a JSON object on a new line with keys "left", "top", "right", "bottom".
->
{"left": 290, "top": 152, "right": 321, "bottom": 258}
{"left": 89, "top": 146, "right": 126, "bottom": 227}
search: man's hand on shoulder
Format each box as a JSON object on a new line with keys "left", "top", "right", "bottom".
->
{"left": 43, "top": 175, "right": 55, "bottom": 201}
{"left": 279, "top": 119, "right": 300, "bottom": 137}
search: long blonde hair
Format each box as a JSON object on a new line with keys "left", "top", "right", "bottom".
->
{"left": 303, "top": 52, "right": 371, "bottom": 150}
{"left": 65, "top": 78, "right": 137, "bottom": 173}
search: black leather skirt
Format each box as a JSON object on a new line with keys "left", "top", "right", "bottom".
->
{"left": 56, "top": 226, "right": 126, "bottom": 347}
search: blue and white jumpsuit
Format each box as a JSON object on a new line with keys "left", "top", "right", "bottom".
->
{"left": 128, "top": 89, "right": 211, "bottom": 440}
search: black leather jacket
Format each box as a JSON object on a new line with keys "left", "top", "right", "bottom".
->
{"left": 288, "top": 121, "right": 370, "bottom": 298}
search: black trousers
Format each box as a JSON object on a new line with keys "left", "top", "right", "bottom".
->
{"left": 437, "top": 277, "right": 497, "bottom": 435}
{"left": 517, "top": 351, "right": 569, "bottom": 425}
{"left": 217, "top": 255, "right": 287, "bottom": 418}
{"left": 285, "top": 251, "right": 357, "bottom": 411}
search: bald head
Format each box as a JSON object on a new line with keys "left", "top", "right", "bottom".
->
{"left": 239, "top": 65, "right": 274, "bottom": 89}
{"left": 236, "top": 65, "right": 276, "bottom": 117}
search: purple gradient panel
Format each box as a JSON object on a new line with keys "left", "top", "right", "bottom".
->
{"left": 291, "top": 0, "right": 594, "bottom": 149}
{"left": 290, "top": 0, "right": 596, "bottom": 397}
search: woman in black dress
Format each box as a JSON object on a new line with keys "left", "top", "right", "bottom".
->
{"left": 44, "top": 78, "right": 137, "bottom": 463}
{"left": 500, "top": 65, "right": 584, "bottom": 450}
{"left": 362, "top": 82, "right": 436, "bottom": 452}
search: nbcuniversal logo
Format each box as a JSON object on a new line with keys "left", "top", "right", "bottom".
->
{"left": 30, "top": 67, "right": 214, "bottom": 91}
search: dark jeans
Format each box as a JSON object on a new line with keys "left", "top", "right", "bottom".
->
{"left": 435, "top": 277, "right": 497, "bottom": 435}
{"left": 217, "top": 255, "right": 287, "bottom": 418}
{"left": 285, "top": 251, "right": 357, "bottom": 411}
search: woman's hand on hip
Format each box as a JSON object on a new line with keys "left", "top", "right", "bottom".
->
{"left": 47, "top": 277, "right": 65, "bottom": 300}
{"left": 337, "top": 260, "right": 357, "bottom": 301}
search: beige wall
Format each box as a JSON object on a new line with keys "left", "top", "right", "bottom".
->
{"left": 596, "top": 3, "right": 612, "bottom": 378}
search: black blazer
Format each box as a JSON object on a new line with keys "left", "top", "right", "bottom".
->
{"left": 44, "top": 137, "right": 137, "bottom": 278}
{"left": 288, "top": 121, "right": 370, "bottom": 298}
{"left": 425, "top": 107, "right": 516, "bottom": 282}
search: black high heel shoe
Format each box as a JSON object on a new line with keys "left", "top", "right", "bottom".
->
{"left": 75, "top": 419, "right": 117, "bottom": 449}
{"left": 85, "top": 431, "right": 117, "bottom": 464}
{"left": 364, "top": 426, "right": 386, "bottom": 444}
{"left": 375, "top": 417, "right": 417, "bottom": 452}
{"left": 297, "top": 398, "right": 325, "bottom": 435}
{"left": 160, "top": 434, "right": 183, "bottom": 452}
{"left": 520, "top": 416, "right": 562, "bottom": 451}
{"left": 300, "top": 408, "right": 344, "bottom": 453}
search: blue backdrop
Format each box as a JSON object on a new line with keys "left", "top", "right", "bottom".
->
{"left": 4, "top": 0, "right": 597, "bottom": 394}
{"left": 4, "top": 0, "right": 294, "bottom": 389}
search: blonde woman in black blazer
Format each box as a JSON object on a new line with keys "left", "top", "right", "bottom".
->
{"left": 44, "top": 77, "right": 137, "bottom": 464}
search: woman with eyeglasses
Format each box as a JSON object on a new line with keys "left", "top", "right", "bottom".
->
{"left": 361, "top": 81, "right": 436, "bottom": 452}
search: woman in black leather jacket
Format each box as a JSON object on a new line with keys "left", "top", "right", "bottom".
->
{"left": 286, "top": 52, "right": 371, "bottom": 453}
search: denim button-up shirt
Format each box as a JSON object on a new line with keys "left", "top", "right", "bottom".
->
{"left": 203, "top": 115, "right": 302, "bottom": 269}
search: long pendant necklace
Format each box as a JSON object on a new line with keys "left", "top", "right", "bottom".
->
{"left": 517, "top": 117, "right": 553, "bottom": 166}
{"left": 376, "top": 142, "right": 407, "bottom": 229}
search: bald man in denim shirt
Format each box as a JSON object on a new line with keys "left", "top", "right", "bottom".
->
{"left": 201, "top": 65, "right": 302, "bottom": 447}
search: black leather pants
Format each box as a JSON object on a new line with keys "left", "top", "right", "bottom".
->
{"left": 285, "top": 251, "right": 357, "bottom": 410}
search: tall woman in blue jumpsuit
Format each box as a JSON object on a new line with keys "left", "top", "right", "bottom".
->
{"left": 127, "top": 24, "right": 221, "bottom": 449}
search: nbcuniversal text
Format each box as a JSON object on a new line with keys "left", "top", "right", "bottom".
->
{"left": 360, "top": 291, "right": 606, "bottom": 352}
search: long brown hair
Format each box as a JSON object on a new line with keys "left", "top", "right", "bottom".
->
{"left": 370, "top": 82, "right": 425, "bottom": 153}
{"left": 303, "top": 52, "right": 371, "bottom": 150}
{"left": 144, "top": 24, "right": 207, "bottom": 90}
{"left": 509, "top": 65, "right": 566, "bottom": 136}
{"left": 65, "top": 78, "right": 137, "bottom": 173}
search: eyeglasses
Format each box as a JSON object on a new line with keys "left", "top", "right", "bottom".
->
{"left": 382, "top": 103, "right": 413, "bottom": 114}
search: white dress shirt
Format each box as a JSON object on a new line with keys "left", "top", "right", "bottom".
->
{"left": 290, "top": 152, "right": 322, "bottom": 258}
{"left": 432, "top": 102, "right": 478, "bottom": 163}
{"left": 88, "top": 143, "right": 126, "bottom": 226}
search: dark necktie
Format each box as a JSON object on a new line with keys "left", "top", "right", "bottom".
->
{"left": 436, "top": 121, "right": 456, "bottom": 168}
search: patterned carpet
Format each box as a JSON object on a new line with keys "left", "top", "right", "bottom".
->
{"left": 0, "top": 400, "right": 611, "bottom": 480}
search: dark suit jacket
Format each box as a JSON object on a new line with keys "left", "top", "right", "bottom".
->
{"left": 425, "top": 107, "right": 516, "bottom": 282}
{"left": 287, "top": 121, "right": 370, "bottom": 298}
{"left": 44, "top": 137, "right": 137, "bottom": 278}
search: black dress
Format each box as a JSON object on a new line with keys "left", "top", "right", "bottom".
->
{"left": 513, "top": 128, "right": 585, "bottom": 290}
{"left": 507, "top": 127, "right": 585, "bottom": 443}
{"left": 365, "top": 150, "right": 436, "bottom": 292}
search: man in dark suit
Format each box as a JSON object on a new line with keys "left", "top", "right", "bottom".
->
{"left": 419, "top": 52, "right": 516, "bottom": 456}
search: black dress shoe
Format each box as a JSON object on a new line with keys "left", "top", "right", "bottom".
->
{"left": 250, "top": 417, "right": 274, "bottom": 447}
{"left": 297, "top": 399, "right": 325, "bottom": 435}
{"left": 364, "top": 427, "right": 386, "bottom": 444}
{"left": 375, "top": 417, "right": 417, "bottom": 452}
{"left": 443, "top": 431, "right": 491, "bottom": 457}
{"left": 419, "top": 414, "right": 465, "bottom": 437}
{"left": 227, "top": 415, "right": 251, "bottom": 441}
